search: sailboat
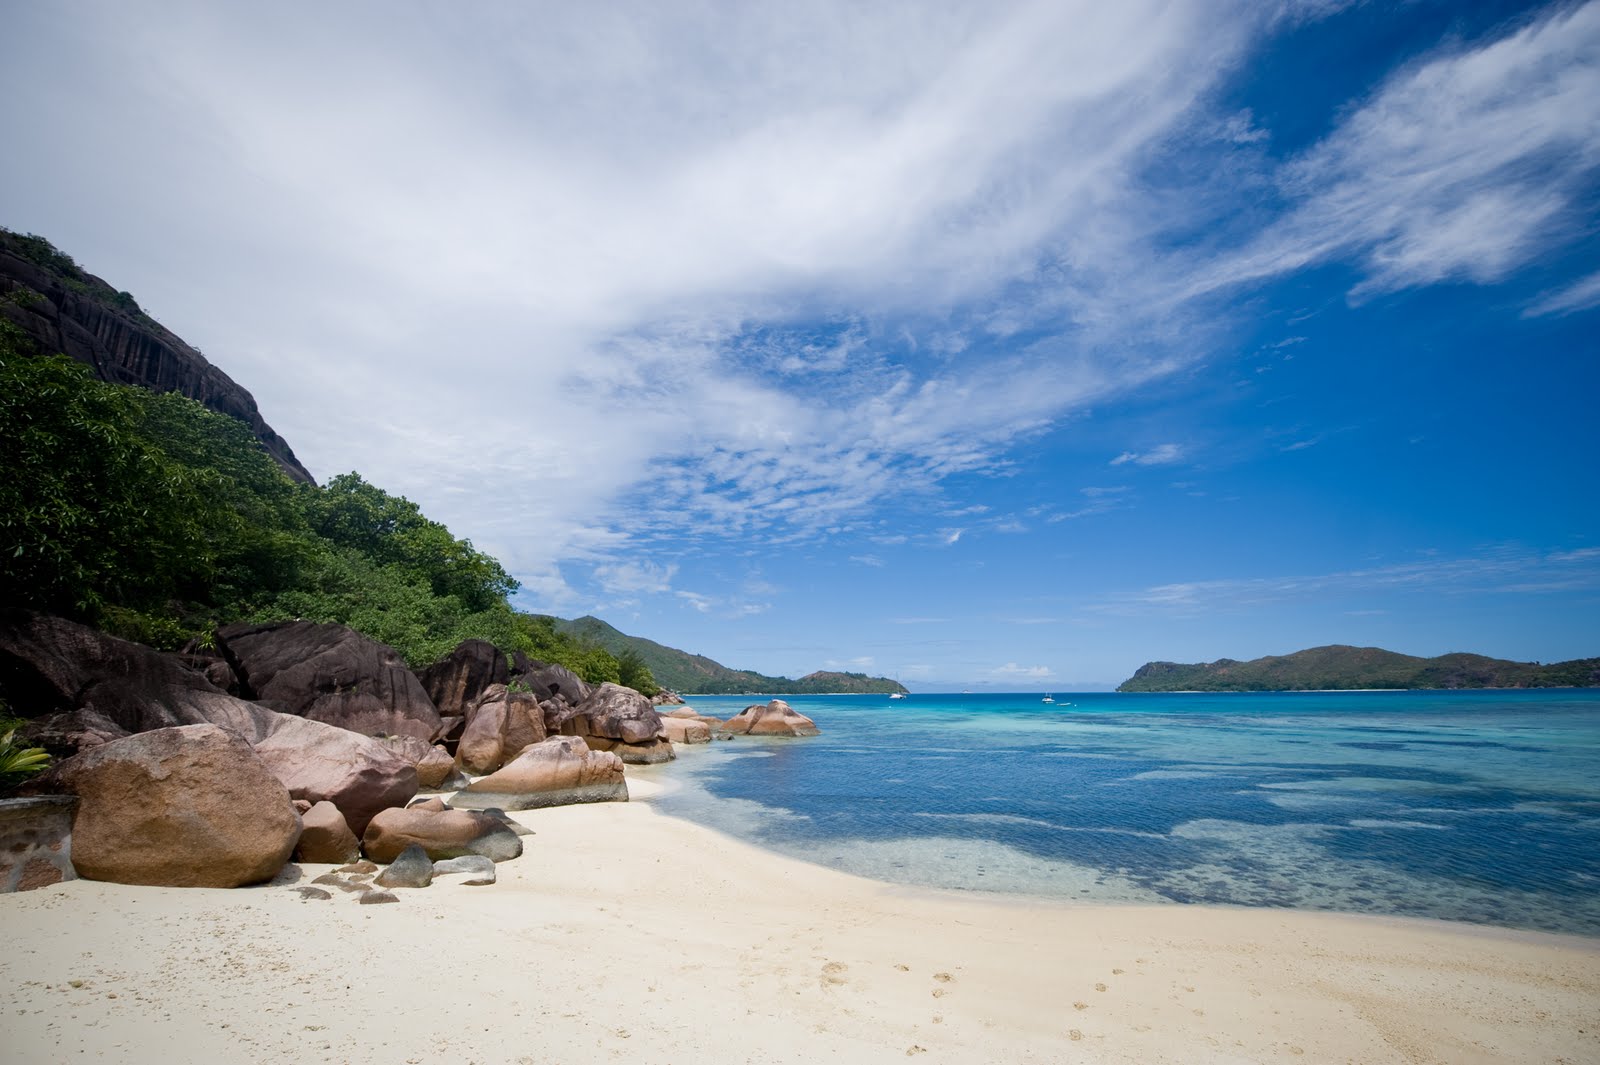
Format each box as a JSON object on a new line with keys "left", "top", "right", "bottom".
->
{"left": 1041, "top": 693, "right": 1055, "bottom": 704}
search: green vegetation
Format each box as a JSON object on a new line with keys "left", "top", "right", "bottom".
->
{"left": 548, "top": 615, "right": 907, "bottom": 694}
{"left": 1117, "top": 645, "right": 1600, "bottom": 692}
{"left": 0, "top": 717, "right": 50, "bottom": 791}
{"left": 0, "top": 311, "right": 655, "bottom": 693}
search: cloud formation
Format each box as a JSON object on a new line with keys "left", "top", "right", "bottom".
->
{"left": 2, "top": 0, "right": 1593, "bottom": 623}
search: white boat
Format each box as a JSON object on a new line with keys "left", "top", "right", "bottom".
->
{"left": 1042, "top": 694, "right": 1055, "bottom": 704}
{"left": 889, "top": 691, "right": 908, "bottom": 700}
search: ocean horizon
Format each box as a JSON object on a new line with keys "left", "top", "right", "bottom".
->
{"left": 647, "top": 689, "right": 1600, "bottom": 937}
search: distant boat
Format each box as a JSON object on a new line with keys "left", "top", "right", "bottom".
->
{"left": 889, "top": 691, "right": 908, "bottom": 700}
{"left": 1042, "top": 694, "right": 1055, "bottom": 704}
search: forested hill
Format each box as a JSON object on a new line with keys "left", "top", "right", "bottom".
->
{"left": 550, "top": 615, "right": 908, "bottom": 694}
{"left": 1118, "top": 645, "right": 1600, "bottom": 692}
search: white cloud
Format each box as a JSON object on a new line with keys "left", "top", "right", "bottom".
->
{"left": 592, "top": 561, "right": 678, "bottom": 595}
{"left": 2, "top": 1, "right": 1591, "bottom": 616}
{"left": 1100, "top": 546, "right": 1600, "bottom": 616}
{"left": 849, "top": 554, "right": 886, "bottom": 567}
{"left": 1111, "top": 443, "right": 1185, "bottom": 467}
{"left": 1524, "top": 269, "right": 1600, "bottom": 318}
{"left": 990, "top": 662, "right": 1057, "bottom": 679}
{"left": 1194, "top": 2, "right": 1600, "bottom": 302}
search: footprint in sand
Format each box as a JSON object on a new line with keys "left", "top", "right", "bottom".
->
{"left": 1068, "top": 1029, "right": 1084, "bottom": 1041}
{"left": 894, "top": 964, "right": 910, "bottom": 972}
{"left": 1072, "top": 1001, "right": 1088, "bottom": 1011}
{"left": 1094, "top": 983, "right": 1107, "bottom": 992}
{"left": 905, "top": 1046, "right": 927, "bottom": 1056}
{"left": 821, "top": 962, "right": 848, "bottom": 988}
{"left": 933, "top": 972, "right": 954, "bottom": 982}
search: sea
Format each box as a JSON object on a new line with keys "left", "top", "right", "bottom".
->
{"left": 646, "top": 690, "right": 1600, "bottom": 936}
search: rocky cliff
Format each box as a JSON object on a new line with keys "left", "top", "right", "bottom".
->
{"left": 0, "top": 230, "right": 312, "bottom": 483}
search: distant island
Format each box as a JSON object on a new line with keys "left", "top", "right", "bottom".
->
{"left": 549, "top": 615, "right": 908, "bottom": 695}
{"left": 1118, "top": 645, "right": 1600, "bottom": 692}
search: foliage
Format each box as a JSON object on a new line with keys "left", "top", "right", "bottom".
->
{"left": 0, "top": 318, "right": 534, "bottom": 666}
{"left": 0, "top": 728, "right": 50, "bottom": 791}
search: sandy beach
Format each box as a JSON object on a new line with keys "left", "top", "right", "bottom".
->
{"left": 3, "top": 774, "right": 1595, "bottom": 1065}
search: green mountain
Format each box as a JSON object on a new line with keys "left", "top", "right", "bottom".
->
{"left": 547, "top": 615, "right": 908, "bottom": 695}
{"left": 1117, "top": 645, "right": 1600, "bottom": 692}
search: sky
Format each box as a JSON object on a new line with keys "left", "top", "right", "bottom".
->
{"left": 2, "top": 0, "right": 1597, "bottom": 689}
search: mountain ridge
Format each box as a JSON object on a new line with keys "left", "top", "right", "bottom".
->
{"left": 548, "top": 615, "right": 908, "bottom": 694}
{"left": 1118, "top": 644, "right": 1600, "bottom": 692}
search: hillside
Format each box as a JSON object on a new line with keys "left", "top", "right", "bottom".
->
{"left": 0, "top": 229, "right": 312, "bottom": 482}
{"left": 549, "top": 616, "right": 908, "bottom": 694}
{"left": 1118, "top": 645, "right": 1600, "bottom": 692}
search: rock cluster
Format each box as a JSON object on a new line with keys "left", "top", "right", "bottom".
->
{"left": 0, "top": 610, "right": 823, "bottom": 895}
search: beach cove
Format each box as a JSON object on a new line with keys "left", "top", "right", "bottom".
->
{"left": 2, "top": 772, "right": 1596, "bottom": 1064}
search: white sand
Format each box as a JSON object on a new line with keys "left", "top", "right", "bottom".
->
{"left": 3, "top": 776, "right": 1596, "bottom": 1064}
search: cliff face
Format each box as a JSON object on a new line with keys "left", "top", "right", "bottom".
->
{"left": 0, "top": 231, "right": 313, "bottom": 483}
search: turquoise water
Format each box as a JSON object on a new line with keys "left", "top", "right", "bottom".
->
{"left": 650, "top": 690, "right": 1600, "bottom": 935}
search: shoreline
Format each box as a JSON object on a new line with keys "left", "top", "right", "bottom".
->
{"left": 3, "top": 775, "right": 1596, "bottom": 1063}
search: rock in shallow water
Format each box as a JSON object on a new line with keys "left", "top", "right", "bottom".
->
{"left": 720, "top": 699, "right": 820, "bottom": 737}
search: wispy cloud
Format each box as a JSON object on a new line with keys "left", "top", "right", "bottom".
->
{"left": 990, "top": 662, "right": 1057, "bottom": 679}
{"left": 1111, "top": 443, "right": 1185, "bottom": 467}
{"left": 1100, "top": 546, "right": 1600, "bottom": 616}
{"left": 1192, "top": 3, "right": 1600, "bottom": 302}
{"left": 1524, "top": 270, "right": 1600, "bottom": 318}
{"left": 849, "top": 554, "right": 886, "bottom": 567}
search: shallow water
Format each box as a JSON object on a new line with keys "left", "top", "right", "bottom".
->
{"left": 652, "top": 690, "right": 1600, "bottom": 935}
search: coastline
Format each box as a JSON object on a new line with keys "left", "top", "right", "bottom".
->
{"left": 3, "top": 775, "right": 1595, "bottom": 1064}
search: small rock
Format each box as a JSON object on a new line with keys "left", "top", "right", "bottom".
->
{"left": 336, "top": 860, "right": 378, "bottom": 874}
{"left": 358, "top": 889, "right": 399, "bottom": 905}
{"left": 295, "top": 886, "right": 332, "bottom": 900}
{"left": 375, "top": 843, "right": 433, "bottom": 888}
{"left": 433, "top": 855, "right": 496, "bottom": 885}
{"left": 311, "top": 873, "right": 366, "bottom": 894}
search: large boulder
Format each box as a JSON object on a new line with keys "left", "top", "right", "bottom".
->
{"left": 377, "top": 735, "right": 456, "bottom": 790}
{"left": 361, "top": 806, "right": 523, "bottom": 864}
{"left": 456, "top": 684, "right": 548, "bottom": 775}
{"left": 720, "top": 699, "right": 820, "bottom": 737}
{"left": 214, "top": 620, "right": 443, "bottom": 742}
{"left": 660, "top": 716, "right": 712, "bottom": 744}
{"left": 515, "top": 660, "right": 593, "bottom": 707}
{"left": 0, "top": 610, "right": 282, "bottom": 751}
{"left": 544, "top": 683, "right": 672, "bottom": 764}
{"left": 0, "top": 612, "right": 416, "bottom": 833}
{"left": 416, "top": 639, "right": 507, "bottom": 719}
{"left": 31, "top": 724, "right": 300, "bottom": 888}
{"left": 295, "top": 801, "right": 360, "bottom": 865}
{"left": 210, "top": 709, "right": 417, "bottom": 837}
{"left": 553, "top": 682, "right": 666, "bottom": 744}
{"left": 453, "top": 736, "right": 629, "bottom": 811}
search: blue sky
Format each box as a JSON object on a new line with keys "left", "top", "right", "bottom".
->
{"left": 3, "top": 1, "right": 1596, "bottom": 687}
